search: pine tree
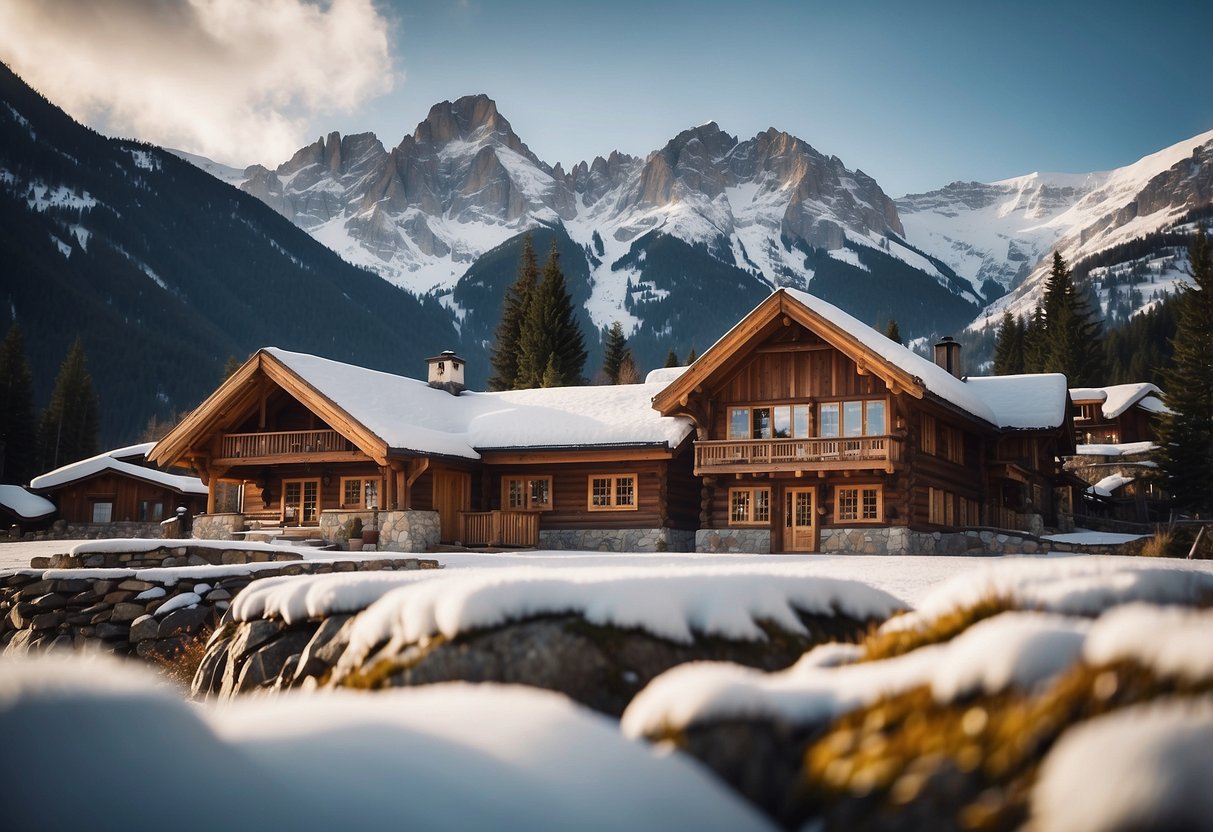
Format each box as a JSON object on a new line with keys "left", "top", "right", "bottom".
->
{"left": 38, "top": 338, "right": 100, "bottom": 470}
{"left": 0, "top": 324, "right": 38, "bottom": 484}
{"left": 1040, "top": 251, "right": 1104, "bottom": 384}
{"left": 1023, "top": 305, "right": 1048, "bottom": 373}
{"left": 664, "top": 350, "right": 680, "bottom": 368}
{"left": 601, "top": 321, "right": 629, "bottom": 384}
{"left": 488, "top": 233, "right": 539, "bottom": 391}
{"left": 516, "top": 242, "right": 587, "bottom": 388}
{"left": 992, "top": 311, "right": 1025, "bottom": 375}
{"left": 686, "top": 347, "right": 698, "bottom": 364}
{"left": 1155, "top": 229, "right": 1213, "bottom": 514}
{"left": 883, "top": 319, "right": 903, "bottom": 345}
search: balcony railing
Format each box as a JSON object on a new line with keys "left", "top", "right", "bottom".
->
{"left": 694, "top": 435, "right": 898, "bottom": 474}
{"left": 460, "top": 511, "right": 540, "bottom": 548}
{"left": 218, "top": 429, "right": 356, "bottom": 461}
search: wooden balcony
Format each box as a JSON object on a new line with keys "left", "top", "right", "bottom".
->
{"left": 460, "top": 511, "right": 540, "bottom": 548}
{"left": 215, "top": 429, "right": 361, "bottom": 465}
{"left": 694, "top": 435, "right": 899, "bottom": 475}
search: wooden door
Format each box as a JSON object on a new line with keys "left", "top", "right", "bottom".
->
{"left": 433, "top": 470, "right": 471, "bottom": 543}
{"left": 783, "top": 487, "right": 817, "bottom": 552}
{"left": 282, "top": 478, "right": 320, "bottom": 526}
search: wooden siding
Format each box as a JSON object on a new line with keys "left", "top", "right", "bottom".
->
{"left": 44, "top": 473, "right": 206, "bottom": 525}
{"left": 484, "top": 459, "right": 673, "bottom": 530}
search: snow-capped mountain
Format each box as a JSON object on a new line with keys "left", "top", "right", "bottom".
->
{"left": 899, "top": 129, "right": 1213, "bottom": 328}
{"left": 228, "top": 95, "right": 978, "bottom": 341}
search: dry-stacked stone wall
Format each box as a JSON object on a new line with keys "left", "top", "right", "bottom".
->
{"left": 1, "top": 550, "right": 440, "bottom": 663}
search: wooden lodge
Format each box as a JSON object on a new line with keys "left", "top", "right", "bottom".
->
{"left": 29, "top": 443, "right": 207, "bottom": 527}
{"left": 1069, "top": 383, "right": 1168, "bottom": 447}
{"left": 149, "top": 289, "right": 1074, "bottom": 554}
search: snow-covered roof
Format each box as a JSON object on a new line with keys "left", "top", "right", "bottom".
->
{"left": 30, "top": 445, "right": 207, "bottom": 494}
{"left": 781, "top": 289, "right": 1068, "bottom": 430}
{"left": 1075, "top": 441, "right": 1156, "bottom": 457}
{"left": 1088, "top": 474, "right": 1134, "bottom": 498}
{"left": 1070, "top": 383, "right": 1170, "bottom": 419}
{"left": 0, "top": 485, "right": 56, "bottom": 519}
{"left": 266, "top": 348, "right": 695, "bottom": 459}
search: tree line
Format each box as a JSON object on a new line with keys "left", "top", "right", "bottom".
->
{"left": 0, "top": 326, "right": 100, "bottom": 485}
{"left": 991, "top": 237, "right": 1213, "bottom": 515}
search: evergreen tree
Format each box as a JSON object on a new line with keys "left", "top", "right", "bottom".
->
{"left": 1155, "top": 229, "right": 1213, "bottom": 514}
{"left": 601, "top": 321, "right": 630, "bottom": 384}
{"left": 664, "top": 350, "right": 680, "bottom": 368}
{"left": 1023, "top": 305, "right": 1048, "bottom": 373}
{"left": 38, "top": 338, "right": 100, "bottom": 470}
{"left": 488, "top": 234, "right": 539, "bottom": 391}
{"left": 0, "top": 324, "right": 38, "bottom": 484}
{"left": 992, "top": 311, "right": 1025, "bottom": 375}
{"left": 516, "top": 242, "right": 587, "bottom": 388}
{"left": 686, "top": 347, "right": 698, "bottom": 364}
{"left": 1040, "top": 251, "right": 1104, "bottom": 384}
{"left": 883, "top": 319, "right": 903, "bottom": 345}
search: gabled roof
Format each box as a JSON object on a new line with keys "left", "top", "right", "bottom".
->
{"left": 654, "top": 288, "right": 1068, "bottom": 430}
{"left": 30, "top": 444, "right": 207, "bottom": 494}
{"left": 151, "top": 348, "right": 694, "bottom": 467}
{"left": 1070, "top": 383, "right": 1171, "bottom": 419}
{"left": 0, "top": 484, "right": 56, "bottom": 519}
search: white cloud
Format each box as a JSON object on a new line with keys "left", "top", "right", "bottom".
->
{"left": 0, "top": 0, "right": 398, "bottom": 165}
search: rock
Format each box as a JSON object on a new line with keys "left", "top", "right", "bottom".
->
{"left": 111, "top": 602, "right": 147, "bottom": 623}
{"left": 158, "top": 606, "right": 213, "bottom": 639}
{"left": 230, "top": 619, "right": 283, "bottom": 661}
{"left": 29, "top": 556, "right": 51, "bottom": 569}
{"left": 129, "top": 615, "right": 160, "bottom": 643}
{"left": 236, "top": 629, "right": 314, "bottom": 693}
{"left": 292, "top": 615, "right": 353, "bottom": 681}
{"left": 192, "top": 641, "right": 230, "bottom": 700}
{"left": 206, "top": 588, "right": 232, "bottom": 602}
{"left": 95, "top": 622, "right": 128, "bottom": 641}
{"left": 119, "top": 579, "right": 155, "bottom": 592}
{"left": 17, "top": 579, "right": 54, "bottom": 600}
{"left": 30, "top": 611, "right": 63, "bottom": 630}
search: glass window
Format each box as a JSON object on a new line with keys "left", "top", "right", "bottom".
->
{"left": 865, "top": 400, "right": 886, "bottom": 436}
{"left": 588, "top": 474, "right": 637, "bottom": 510}
{"left": 772, "top": 406, "right": 791, "bottom": 439}
{"left": 729, "top": 487, "right": 771, "bottom": 525}
{"left": 504, "top": 476, "right": 552, "bottom": 510}
{"left": 730, "top": 489, "right": 751, "bottom": 524}
{"left": 92, "top": 501, "right": 113, "bottom": 523}
{"left": 729, "top": 408, "right": 750, "bottom": 439}
{"left": 138, "top": 501, "right": 164, "bottom": 522}
{"left": 793, "top": 404, "right": 810, "bottom": 438}
{"left": 530, "top": 478, "right": 550, "bottom": 508}
{"left": 343, "top": 479, "right": 361, "bottom": 507}
{"left": 820, "top": 403, "right": 839, "bottom": 437}
{"left": 752, "top": 407, "right": 772, "bottom": 439}
{"left": 843, "top": 401, "right": 863, "bottom": 437}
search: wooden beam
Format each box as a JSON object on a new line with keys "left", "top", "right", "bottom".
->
{"left": 479, "top": 448, "right": 672, "bottom": 465}
{"left": 407, "top": 457, "right": 430, "bottom": 488}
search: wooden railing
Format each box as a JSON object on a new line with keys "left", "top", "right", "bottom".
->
{"left": 460, "top": 511, "right": 540, "bottom": 548}
{"left": 219, "top": 429, "right": 354, "bottom": 460}
{"left": 694, "top": 435, "right": 898, "bottom": 473}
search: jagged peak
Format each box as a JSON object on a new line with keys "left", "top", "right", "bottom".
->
{"left": 413, "top": 93, "right": 512, "bottom": 145}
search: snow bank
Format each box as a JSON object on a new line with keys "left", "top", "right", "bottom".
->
{"left": 1040, "top": 529, "right": 1145, "bottom": 545}
{"left": 622, "top": 611, "right": 1090, "bottom": 736}
{"left": 70, "top": 538, "right": 312, "bottom": 556}
{"left": 229, "top": 566, "right": 904, "bottom": 666}
{"left": 1031, "top": 698, "right": 1213, "bottom": 832}
{"left": 1075, "top": 441, "right": 1155, "bottom": 456}
{"left": 1, "top": 654, "right": 774, "bottom": 832}
{"left": 883, "top": 557, "right": 1213, "bottom": 633}
{"left": 1084, "top": 604, "right": 1213, "bottom": 682}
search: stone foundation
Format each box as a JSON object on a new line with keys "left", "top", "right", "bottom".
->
{"left": 191, "top": 513, "right": 245, "bottom": 541}
{"left": 538, "top": 528, "right": 695, "bottom": 553}
{"left": 34, "top": 544, "right": 306, "bottom": 571}
{"left": 696, "top": 528, "right": 772, "bottom": 554}
{"left": 24, "top": 519, "right": 165, "bottom": 541}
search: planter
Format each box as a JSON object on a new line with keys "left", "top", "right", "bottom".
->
{"left": 362, "top": 530, "right": 380, "bottom": 546}
{"left": 348, "top": 538, "right": 365, "bottom": 552}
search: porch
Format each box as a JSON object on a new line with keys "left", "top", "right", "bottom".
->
{"left": 694, "top": 435, "right": 900, "bottom": 475}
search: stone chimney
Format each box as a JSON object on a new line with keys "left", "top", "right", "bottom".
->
{"left": 933, "top": 336, "right": 963, "bottom": 379}
{"left": 426, "top": 350, "right": 466, "bottom": 395}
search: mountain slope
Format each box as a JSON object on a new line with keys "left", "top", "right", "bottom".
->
{"left": 220, "top": 95, "right": 982, "bottom": 364}
{"left": 898, "top": 129, "right": 1213, "bottom": 328}
{"left": 0, "top": 63, "right": 457, "bottom": 447}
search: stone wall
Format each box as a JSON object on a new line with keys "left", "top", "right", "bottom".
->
{"left": 192, "top": 513, "right": 245, "bottom": 541}
{"left": 1, "top": 556, "right": 440, "bottom": 662}
{"left": 538, "top": 527, "right": 695, "bottom": 553}
{"left": 697, "top": 528, "right": 772, "bottom": 554}
{"left": 34, "top": 544, "right": 305, "bottom": 571}
{"left": 23, "top": 519, "right": 165, "bottom": 541}
{"left": 318, "top": 509, "right": 441, "bottom": 552}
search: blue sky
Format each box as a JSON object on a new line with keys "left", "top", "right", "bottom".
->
{"left": 3, "top": 0, "right": 1210, "bottom": 195}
